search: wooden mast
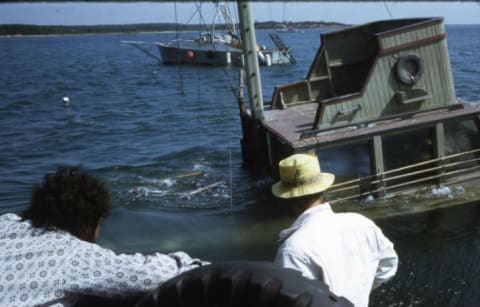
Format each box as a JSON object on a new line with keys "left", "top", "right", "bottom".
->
{"left": 236, "top": 0, "right": 264, "bottom": 121}
{"left": 236, "top": 1, "right": 270, "bottom": 172}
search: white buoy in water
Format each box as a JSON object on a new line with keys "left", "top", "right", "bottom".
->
{"left": 63, "top": 96, "right": 70, "bottom": 107}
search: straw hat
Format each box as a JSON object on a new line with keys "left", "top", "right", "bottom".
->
{"left": 271, "top": 153, "right": 335, "bottom": 199}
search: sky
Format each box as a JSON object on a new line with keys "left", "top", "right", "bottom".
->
{"left": 0, "top": 2, "right": 479, "bottom": 26}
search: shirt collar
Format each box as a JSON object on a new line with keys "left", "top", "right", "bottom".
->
{"left": 293, "top": 202, "right": 333, "bottom": 226}
{"left": 302, "top": 202, "right": 333, "bottom": 216}
{"left": 278, "top": 202, "right": 333, "bottom": 242}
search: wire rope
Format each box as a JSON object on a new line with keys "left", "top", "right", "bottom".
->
{"left": 383, "top": 2, "right": 393, "bottom": 19}
{"left": 174, "top": 1, "right": 185, "bottom": 95}
{"left": 177, "top": 2, "right": 245, "bottom": 211}
{"left": 191, "top": 1, "right": 237, "bottom": 211}
{"left": 219, "top": 2, "right": 243, "bottom": 211}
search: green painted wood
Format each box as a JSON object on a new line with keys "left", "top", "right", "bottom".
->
{"left": 316, "top": 19, "right": 456, "bottom": 130}
{"left": 269, "top": 17, "right": 459, "bottom": 133}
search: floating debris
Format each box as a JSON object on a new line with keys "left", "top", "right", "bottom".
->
{"left": 179, "top": 181, "right": 224, "bottom": 199}
{"left": 431, "top": 186, "right": 453, "bottom": 198}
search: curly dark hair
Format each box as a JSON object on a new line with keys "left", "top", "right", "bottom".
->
{"left": 22, "top": 166, "right": 111, "bottom": 242}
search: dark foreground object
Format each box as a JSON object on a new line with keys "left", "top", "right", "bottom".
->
{"left": 136, "top": 261, "right": 353, "bottom": 307}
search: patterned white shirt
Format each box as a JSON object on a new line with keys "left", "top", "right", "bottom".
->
{"left": 274, "top": 203, "right": 398, "bottom": 307}
{"left": 0, "top": 213, "right": 205, "bottom": 307}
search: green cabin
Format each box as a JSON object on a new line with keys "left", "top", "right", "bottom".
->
{"left": 270, "top": 17, "right": 456, "bottom": 130}
{"left": 240, "top": 17, "right": 480, "bottom": 213}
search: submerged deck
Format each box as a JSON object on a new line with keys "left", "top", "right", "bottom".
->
{"left": 331, "top": 175, "right": 480, "bottom": 220}
{"left": 262, "top": 99, "right": 480, "bottom": 150}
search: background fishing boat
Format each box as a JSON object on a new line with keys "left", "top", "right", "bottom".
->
{"left": 125, "top": 2, "right": 296, "bottom": 66}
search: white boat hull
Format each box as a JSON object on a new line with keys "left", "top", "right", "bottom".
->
{"left": 157, "top": 41, "right": 292, "bottom": 66}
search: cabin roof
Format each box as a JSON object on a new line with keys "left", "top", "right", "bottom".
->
{"left": 262, "top": 100, "right": 480, "bottom": 150}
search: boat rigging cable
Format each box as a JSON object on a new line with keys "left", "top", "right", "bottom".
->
{"left": 174, "top": 1, "right": 185, "bottom": 95}
{"left": 227, "top": 2, "right": 244, "bottom": 212}
{"left": 187, "top": 1, "right": 237, "bottom": 210}
{"left": 167, "top": 1, "right": 238, "bottom": 210}
{"left": 383, "top": 2, "right": 393, "bottom": 19}
{"left": 194, "top": 70, "right": 237, "bottom": 211}
{"left": 192, "top": 63, "right": 236, "bottom": 211}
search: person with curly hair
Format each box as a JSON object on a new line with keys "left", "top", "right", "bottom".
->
{"left": 0, "top": 166, "right": 207, "bottom": 307}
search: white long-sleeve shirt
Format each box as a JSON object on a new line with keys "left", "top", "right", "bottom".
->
{"left": 274, "top": 203, "right": 398, "bottom": 307}
{"left": 0, "top": 213, "right": 206, "bottom": 307}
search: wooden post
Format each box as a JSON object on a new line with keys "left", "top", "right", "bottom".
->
{"left": 370, "top": 135, "right": 386, "bottom": 197}
{"left": 433, "top": 122, "right": 446, "bottom": 184}
{"left": 324, "top": 50, "right": 336, "bottom": 97}
{"left": 474, "top": 115, "right": 480, "bottom": 133}
{"left": 307, "top": 79, "right": 313, "bottom": 102}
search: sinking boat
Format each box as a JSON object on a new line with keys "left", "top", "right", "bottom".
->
{"left": 236, "top": 12, "right": 480, "bottom": 217}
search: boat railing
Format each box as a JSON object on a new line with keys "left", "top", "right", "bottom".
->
{"left": 329, "top": 148, "right": 480, "bottom": 203}
{"left": 270, "top": 80, "right": 321, "bottom": 109}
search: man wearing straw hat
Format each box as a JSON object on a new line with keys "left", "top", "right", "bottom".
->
{"left": 273, "top": 153, "right": 398, "bottom": 307}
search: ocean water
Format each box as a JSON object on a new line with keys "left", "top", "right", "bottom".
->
{"left": 1, "top": 25, "right": 480, "bottom": 305}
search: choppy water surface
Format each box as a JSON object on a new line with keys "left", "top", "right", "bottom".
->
{"left": 1, "top": 25, "right": 480, "bottom": 305}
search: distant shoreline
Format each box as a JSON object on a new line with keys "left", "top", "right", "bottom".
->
{"left": 0, "top": 21, "right": 346, "bottom": 36}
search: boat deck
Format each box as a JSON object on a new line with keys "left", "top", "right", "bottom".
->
{"left": 262, "top": 99, "right": 480, "bottom": 150}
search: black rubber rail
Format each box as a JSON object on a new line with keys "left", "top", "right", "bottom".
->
{"left": 135, "top": 261, "right": 353, "bottom": 307}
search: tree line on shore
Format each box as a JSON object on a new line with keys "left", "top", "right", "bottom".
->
{"left": 0, "top": 21, "right": 345, "bottom": 36}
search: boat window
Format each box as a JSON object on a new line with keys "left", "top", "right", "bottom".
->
{"left": 382, "top": 128, "right": 434, "bottom": 191}
{"left": 383, "top": 129, "right": 433, "bottom": 171}
{"left": 444, "top": 119, "right": 480, "bottom": 172}
{"left": 444, "top": 119, "right": 480, "bottom": 155}
{"left": 316, "top": 142, "right": 371, "bottom": 180}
